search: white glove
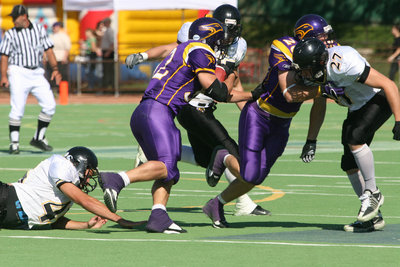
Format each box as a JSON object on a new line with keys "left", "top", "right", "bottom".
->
{"left": 125, "top": 52, "right": 148, "bottom": 69}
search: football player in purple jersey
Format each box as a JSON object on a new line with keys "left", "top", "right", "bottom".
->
{"left": 202, "top": 14, "right": 336, "bottom": 228}
{"left": 98, "top": 17, "right": 257, "bottom": 234}
{"left": 127, "top": 4, "right": 271, "bottom": 217}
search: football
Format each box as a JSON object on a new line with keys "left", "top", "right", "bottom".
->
{"left": 215, "top": 65, "right": 227, "bottom": 81}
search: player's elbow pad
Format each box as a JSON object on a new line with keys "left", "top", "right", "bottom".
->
{"left": 204, "top": 79, "right": 228, "bottom": 102}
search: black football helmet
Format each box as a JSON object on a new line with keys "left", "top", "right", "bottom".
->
{"left": 189, "top": 17, "right": 227, "bottom": 53}
{"left": 65, "top": 146, "right": 99, "bottom": 193}
{"left": 292, "top": 38, "right": 328, "bottom": 84}
{"left": 294, "top": 14, "right": 336, "bottom": 47}
{"left": 212, "top": 4, "right": 242, "bottom": 45}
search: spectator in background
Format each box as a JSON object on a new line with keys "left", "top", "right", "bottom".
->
{"left": 95, "top": 20, "right": 106, "bottom": 48}
{"left": 49, "top": 22, "right": 71, "bottom": 83}
{"left": 387, "top": 24, "right": 400, "bottom": 81}
{"left": 100, "top": 18, "right": 114, "bottom": 89}
{"left": 85, "top": 29, "right": 101, "bottom": 89}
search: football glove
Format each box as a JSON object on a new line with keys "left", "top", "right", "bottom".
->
{"left": 250, "top": 83, "right": 265, "bottom": 101}
{"left": 125, "top": 53, "right": 148, "bottom": 69}
{"left": 392, "top": 121, "right": 400, "bottom": 140}
{"left": 321, "top": 82, "right": 351, "bottom": 107}
{"left": 300, "top": 139, "right": 317, "bottom": 163}
{"left": 218, "top": 60, "right": 236, "bottom": 77}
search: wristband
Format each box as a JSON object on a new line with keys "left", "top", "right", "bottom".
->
{"left": 282, "top": 84, "right": 295, "bottom": 96}
{"left": 140, "top": 52, "right": 149, "bottom": 61}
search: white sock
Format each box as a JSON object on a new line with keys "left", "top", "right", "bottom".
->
{"left": 152, "top": 204, "right": 166, "bottom": 211}
{"left": 180, "top": 145, "right": 197, "bottom": 165}
{"left": 351, "top": 144, "right": 376, "bottom": 192}
{"left": 224, "top": 169, "right": 256, "bottom": 208}
{"left": 10, "top": 131, "right": 19, "bottom": 143}
{"left": 347, "top": 170, "right": 365, "bottom": 197}
{"left": 224, "top": 168, "right": 236, "bottom": 183}
{"left": 118, "top": 171, "right": 131, "bottom": 186}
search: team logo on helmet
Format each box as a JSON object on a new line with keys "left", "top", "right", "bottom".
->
{"left": 198, "top": 23, "right": 224, "bottom": 40}
{"left": 295, "top": 23, "right": 314, "bottom": 40}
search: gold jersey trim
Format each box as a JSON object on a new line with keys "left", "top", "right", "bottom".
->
{"left": 257, "top": 100, "right": 297, "bottom": 118}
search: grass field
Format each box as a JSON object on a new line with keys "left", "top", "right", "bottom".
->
{"left": 0, "top": 100, "right": 399, "bottom": 266}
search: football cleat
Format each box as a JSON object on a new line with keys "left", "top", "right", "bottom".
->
{"left": 250, "top": 205, "right": 272, "bottom": 216}
{"left": 134, "top": 145, "right": 148, "bottom": 168}
{"left": 103, "top": 188, "right": 118, "bottom": 213}
{"left": 146, "top": 209, "right": 187, "bottom": 234}
{"left": 234, "top": 204, "right": 271, "bottom": 216}
{"left": 30, "top": 138, "right": 53, "bottom": 151}
{"left": 344, "top": 210, "right": 385, "bottom": 232}
{"left": 357, "top": 189, "right": 384, "bottom": 222}
{"left": 206, "top": 146, "right": 228, "bottom": 187}
{"left": 9, "top": 142, "right": 20, "bottom": 154}
{"left": 203, "top": 197, "right": 229, "bottom": 228}
{"left": 98, "top": 172, "right": 126, "bottom": 213}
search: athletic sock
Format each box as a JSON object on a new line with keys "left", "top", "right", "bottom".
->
{"left": 118, "top": 171, "right": 131, "bottom": 186}
{"left": 34, "top": 113, "right": 52, "bottom": 140}
{"left": 217, "top": 194, "right": 227, "bottom": 204}
{"left": 34, "top": 120, "right": 50, "bottom": 140}
{"left": 9, "top": 125, "right": 20, "bottom": 144}
{"left": 347, "top": 170, "right": 365, "bottom": 197}
{"left": 351, "top": 144, "right": 376, "bottom": 192}
{"left": 9, "top": 118, "right": 21, "bottom": 143}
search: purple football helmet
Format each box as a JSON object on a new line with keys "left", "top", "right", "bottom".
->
{"left": 189, "top": 17, "right": 227, "bottom": 53}
{"left": 294, "top": 14, "right": 335, "bottom": 46}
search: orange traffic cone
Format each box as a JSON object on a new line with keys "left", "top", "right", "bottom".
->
{"left": 59, "top": 81, "right": 69, "bottom": 105}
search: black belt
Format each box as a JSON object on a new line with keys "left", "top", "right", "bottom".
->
{"left": 23, "top": 66, "right": 38, "bottom": 70}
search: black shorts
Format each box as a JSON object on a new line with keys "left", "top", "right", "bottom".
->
{"left": 0, "top": 182, "right": 29, "bottom": 229}
{"left": 177, "top": 104, "right": 239, "bottom": 168}
{"left": 341, "top": 90, "right": 392, "bottom": 171}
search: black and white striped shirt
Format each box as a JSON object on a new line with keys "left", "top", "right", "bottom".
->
{"left": 0, "top": 21, "right": 54, "bottom": 68}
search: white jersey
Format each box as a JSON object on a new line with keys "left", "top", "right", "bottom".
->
{"left": 326, "top": 45, "right": 380, "bottom": 111}
{"left": 218, "top": 37, "right": 247, "bottom": 67}
{"left": 12, "top": 155, "right": 80, "bottom": 229}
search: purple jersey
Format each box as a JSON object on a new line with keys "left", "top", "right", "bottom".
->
{"left": 257, "top": 36, "right": 302, "bottom": 118}
{"left": 142, "top": 40, "right": 217, "bottom": 115}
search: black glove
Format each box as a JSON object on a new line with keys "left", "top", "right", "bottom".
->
{"left": 300, "top": 139, "right": 317, "bottom": 163}
{"left": 250, "top": 83, "right": 265, "bottom": 101}
{"left": 393, "top": 121, "right": 400, "bottom": 140}
{"left": 219, "top": 61, "right": 236, "bottom": 77}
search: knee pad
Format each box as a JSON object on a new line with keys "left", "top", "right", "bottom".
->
{"left": 340, "top": 154, "right": 358, "bottom": 172}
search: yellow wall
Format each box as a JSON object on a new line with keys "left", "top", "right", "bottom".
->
{"left": 118, "top": 9, "right": 199, "bottom": 59}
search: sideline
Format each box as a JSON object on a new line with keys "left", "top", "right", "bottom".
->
{"left": 1, "top": 235, "right": 399, "bottom": 249}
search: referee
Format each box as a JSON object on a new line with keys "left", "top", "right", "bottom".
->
{"left": 0, "top": 5, "right": 61, "bottom": 154}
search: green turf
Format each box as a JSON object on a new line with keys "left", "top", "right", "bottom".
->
{"left": 0, "top": 101, "right": 399, "bottom": 266}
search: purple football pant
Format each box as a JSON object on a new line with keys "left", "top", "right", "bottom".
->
{"left": 130, "top": 99, "right": 182, "bottom": 183}
{"left": 239, "top": 101, "right": 291, "bottom": 185}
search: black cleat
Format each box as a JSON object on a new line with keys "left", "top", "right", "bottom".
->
{"left": 250, "top": 205, "right": 272, "bottom": 216}
{"left": 9, "top": 143, "right": 20, "bottom": 154}
{"left": 30, "top": 138, "right": 53, "bottom": 152}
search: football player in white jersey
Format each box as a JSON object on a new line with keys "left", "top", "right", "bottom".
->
{"left": 124, "top": 4, "right": 270, "bottom": 216}
{"left": 292, "top": 38, "right": 400, "bottom": 232}
{"left": 0, "top": 146, "right": 143, "bottom": 230}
